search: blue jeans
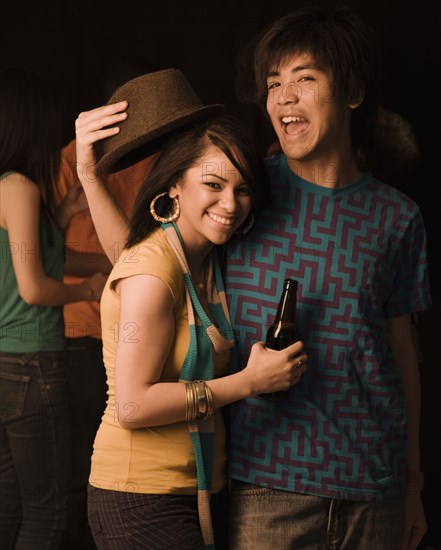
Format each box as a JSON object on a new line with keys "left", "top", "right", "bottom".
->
{"left": 228, "top": 480, "right": 404, "bottom": 550}
{"left": 0, "top": 351, "right": 70, "bottom": 549}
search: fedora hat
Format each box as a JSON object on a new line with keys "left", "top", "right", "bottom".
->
{"left": 96, "top": 68, "right": 225, "bottom": 174}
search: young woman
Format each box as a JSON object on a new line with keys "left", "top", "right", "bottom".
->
{"left": 74, "top": 70, "right": 308, "bottom": 549}
{"left": 0, "top": 67, "right": 106, "bottom": 548}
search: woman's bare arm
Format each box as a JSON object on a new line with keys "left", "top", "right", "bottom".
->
{"left": 75, "top": 101, "right": 131, "bottom": 264}
{"left": 114, "top": 273, "right": 307, "bottom": 429}
{"left": 1, "top": 173, "right": 106, "bottom": 305}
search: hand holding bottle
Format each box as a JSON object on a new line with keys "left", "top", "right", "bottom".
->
{"left": 260, "top": 279, "right": 304, "bottom": 401}
{"left": 243, "top": 339, "right": 308, "bottom": 397}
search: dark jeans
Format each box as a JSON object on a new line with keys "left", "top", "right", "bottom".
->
{"left": 0, "top": 351, "right": 70, "bottom": 549}
{"left": 87, "top": 484, "right": 230, "bottom": 550}
{"left": 61, "top": 337, "right": 107, "bottom": 550}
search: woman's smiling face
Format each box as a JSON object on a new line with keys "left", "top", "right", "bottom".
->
{"left": 169, "top": 145, "right": 252, "bottom": 248}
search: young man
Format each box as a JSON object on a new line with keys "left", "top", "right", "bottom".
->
{"left": 226, "top": 5, "right": 431, "bottom": 549}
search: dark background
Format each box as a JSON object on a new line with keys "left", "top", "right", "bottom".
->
{"left": 2, "top": 0, "right": 439, "bottom": 281}
{"left": 3, "top": 0, "right": 440, "bottom": 547}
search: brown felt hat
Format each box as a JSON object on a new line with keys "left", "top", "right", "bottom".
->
{"left": 96, "top": 68, "right": 225, "bottom": 174}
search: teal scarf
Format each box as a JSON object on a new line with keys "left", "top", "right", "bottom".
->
{"left": 161, "top": 222, "right": 235, "bottom": 549}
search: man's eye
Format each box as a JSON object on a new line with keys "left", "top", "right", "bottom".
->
{"left": 267, "top": 81, "right": 280, "bottom": 90}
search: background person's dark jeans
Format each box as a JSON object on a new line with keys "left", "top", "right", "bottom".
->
{"left": 61, "top": 337, "right": 107, "bottom": 550}
{"left": 0, "top": 351, "right": 70, "bottom": 549}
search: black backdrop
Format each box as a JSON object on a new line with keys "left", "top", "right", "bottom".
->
{"left": 2, "top": 0, "right": 439, "bottom": 277}
{"left": 2, "top": 0, "right": 440, "bottom": 547}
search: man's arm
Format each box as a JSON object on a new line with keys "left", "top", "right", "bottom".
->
{"left": 388, "top": 314, "right": 427, "bottom": 550}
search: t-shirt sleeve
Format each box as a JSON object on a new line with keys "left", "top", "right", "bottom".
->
{"left": 383, "top": 207, "right": 432, "bottom": 317}
{"left": 107, "top": 235, "right": 182, "bottom": 304}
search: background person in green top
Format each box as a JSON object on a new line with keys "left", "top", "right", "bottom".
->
{"left": 0, "top": 67, "right": 106, "bottom": 549}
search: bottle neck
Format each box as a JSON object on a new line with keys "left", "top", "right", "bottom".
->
{"left": 274, "top": 283, "right": 297, "bottom": 324}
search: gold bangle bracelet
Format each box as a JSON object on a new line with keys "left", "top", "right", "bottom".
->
{"left": 191, "top": 382, "right": 199, "bottom": 422}
{"left": 185, "top": 382, "right": 192, "bottom": 422}
{"left": 197, "top": 380, "right": 214, "bottom": 421}
{"left": 186, "top": 380, "right": 215, "bottom": 422}
{"left": 204, "top": 382, "right": 214, "bottom": 420}
{"left": 195, "top": 380, "right": 208, "bottom": 417}
{"left": 185, "top": 381, "right": 198, "bottom": 422}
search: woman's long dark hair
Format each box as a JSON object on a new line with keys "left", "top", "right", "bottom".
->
{"left": 0, "top": 67, "right": 64, "bottom": 213}
{"left": 125, "top": 114, "right": 270, "bottom": 249}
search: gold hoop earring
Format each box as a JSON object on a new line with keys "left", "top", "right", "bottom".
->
{"left": 236, "top": 214, "right": 254, "bottom": 236}
{"left": 149, "top": 192, "right": 181, "bottom": 223}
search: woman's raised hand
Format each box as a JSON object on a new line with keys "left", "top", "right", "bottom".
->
{"left": 75, "top": 101, "right": 128, "bottom": 187}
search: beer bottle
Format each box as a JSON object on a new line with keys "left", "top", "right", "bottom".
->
{"left": 260, "top": 279, "right": 300, "bottom": 402}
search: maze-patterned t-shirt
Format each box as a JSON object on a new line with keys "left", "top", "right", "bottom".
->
{"left": 225, "top": 154, "right": 431, "bottom": 501}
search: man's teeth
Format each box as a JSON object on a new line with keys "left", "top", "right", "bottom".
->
{"left": 282, "top": 116, "right": 305, "bottom": 123}
{"left": 208, "top": 213, "right": 234, "bottom": 225}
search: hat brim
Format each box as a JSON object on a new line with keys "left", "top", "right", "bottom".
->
{"left": 96, "top": 103, "right": 225, "bottom": 174}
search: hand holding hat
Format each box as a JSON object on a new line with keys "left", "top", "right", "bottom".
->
{"left": 93, "top": 68, "right": 225, "bottom": 174}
